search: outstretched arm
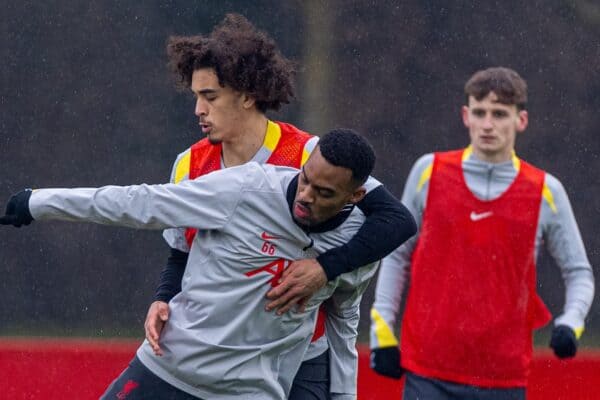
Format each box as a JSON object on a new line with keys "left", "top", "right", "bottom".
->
{"left": 0, "top": 165, "right": 251, "bottom": 230}
{"left": 0, "top": 189, "right": 34, "bottom": 227}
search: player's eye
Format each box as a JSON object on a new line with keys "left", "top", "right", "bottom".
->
{"left": 472, "top": 109, "right": 486, "bottom": 118}
{"left": 318, "top": 189, "right": 335, "bottom": 198}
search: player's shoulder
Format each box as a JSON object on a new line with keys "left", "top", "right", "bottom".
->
{"left": 520, "top": 159, "right": 567, "bottom": 195}
{"left": 542, "top": 171, "right": 565, "bottom": 192}
{"left": 240, "top": 162, "right": 298, "bottom": 188}
{"left": 226, "top": 163, "right": 296, "bottom": 200}
{"left": 271, "top": 120, "right": 318, "bottom": 166}
{"left": 275, "top": 121, "right": 314, "bottom": 139}
{"left": 406, "top": 153, "right": 435, "bottom": 191}
{"left": 199, "top": 162, "right": 265, "bottom": 188}
{"left": 170, "top": 138, "right": 217, "bottom": 183}
{"left": 541, "top": 170, "right": 569, "bottom": 214}
{"left": 274, "top": 120, "right": 317, "bottom": 149}
{"left": 169, "top": 146, "right": 192, "bottom": 184}
{"left": 413, "top": 153, "right": 435, "bottom": 170}
{"left": 413, "top": 149, "right": 468, "bottom": 177}
{"left": 260, "top": 163, "right": 300, "bottom": 182}
{"left": 173, "top": 146, "right": 191, "bottom": 164}
{"left": 173, "top": 137, "right": 209, "bottom": 161}
{"left": 513, "top": 158, "right": 565, "bottom": 215}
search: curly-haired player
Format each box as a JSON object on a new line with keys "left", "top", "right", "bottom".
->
{"left": 141, "top": 14, "right": 415, "bottom": 399}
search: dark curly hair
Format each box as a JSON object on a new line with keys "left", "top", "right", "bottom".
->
{"left": 464, "top": 67, "right": 528, "bottom": 110}
{"left": 167, "top": 14, "right": 296, "bottom": 113}
{"left": 318, "top": 128, "right": 376, "bottom": 187}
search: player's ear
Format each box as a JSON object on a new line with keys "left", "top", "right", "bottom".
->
{"left": 349, "top": 186, "right": 367, "bottom": 205}
{"left": 516, "top": 109, "right": 528, "bottom": 132}
{"left": 461, "top": 105, "right": 470, "bottom": 128}
{"left": 242, "top": 93, "right": 256, "bottom": 109}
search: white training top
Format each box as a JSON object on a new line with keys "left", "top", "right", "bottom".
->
{"left": 29, "top": 162, "right": 378, "bottom": 400}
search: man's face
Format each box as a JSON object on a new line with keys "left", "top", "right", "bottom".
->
{"left": 191, "top": 68, "right": 251, "bottom": 144}
{"left": 292, "top": 148, "right": 366, "bottom": 227}
{"left": 462, "top": 92, "right": 528, "bottom": 163}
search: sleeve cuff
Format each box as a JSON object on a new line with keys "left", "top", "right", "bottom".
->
{"left": 317, "top": 248, "right": 350, "bottom": 281}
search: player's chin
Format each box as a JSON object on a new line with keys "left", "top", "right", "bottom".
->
{"left": 205, "top": 130, "right": 222, "bottom": 144}
{"left": 207, "top": 135, "right": 222, "bottom": 145}
{"left": 292, "top": 213, "right": 312, "bottom": 227}
{"left": 477, "top": 136, "right": 499, "bottom": 146}
{"left": 474, "top": 142, "right": 499, "bottom": 155}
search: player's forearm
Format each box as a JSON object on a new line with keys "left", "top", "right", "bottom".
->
{"left": 325, "top": 272, "right": 374, "bottom": 396}
{"left": 29, "top": 186, "right": 183, "bottom": 229}
{"left": 370, "top": 241, "right": 414, "bottom": 348}
{"left": 543, "top": 176, "right": 595, "bottom": 330}
{"left": 28, "top": 180, "right": 237, "bottom": 229}
{"left": 555, "top": 266, "right": 595, "bottom": 330}
{"left": 154, "top": 248, "right": 188, "bottom": 302}
{"left": 326, "top": 306, "right": 359, "bottom": 397}
{"left": 316, "top": 186, "right": 417, "bottom": 280}
{"left": 373, "top": 242, "right": 413, "bottom": 321}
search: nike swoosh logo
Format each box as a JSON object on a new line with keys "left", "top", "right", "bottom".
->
{"left": 261, "top": 232, "right": 279, "bottom": 240}
{"left": 470, "top": 211, "right": 493, "bottom": 221}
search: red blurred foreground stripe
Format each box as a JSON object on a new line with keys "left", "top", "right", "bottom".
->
{"left": 0, "top": 338, "right": 140, "bottom": 400}
{"left": 358, "top": 347, "right": 600, "bottom": 400}
{"left": 1, "top": 338, "right": 599, "bottom": 400}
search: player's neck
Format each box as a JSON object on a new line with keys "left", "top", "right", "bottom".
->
{"left": 221, "top": 114, "right": 268, "bottom": 167}
{"left": 471, "top": 147, "right": 514, "bottom": 164}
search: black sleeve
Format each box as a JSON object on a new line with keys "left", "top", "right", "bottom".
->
{"left": 316, "top": 185, "right": 417, "bottom": 280}
{"left": 153, "top": 247, "right": 189, "bottom": 302}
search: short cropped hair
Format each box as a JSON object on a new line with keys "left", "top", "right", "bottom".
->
{"left": 318, "top": 129, "right": 376, "bottom": 186}
{"left": 167, "top": 13, "right": 295, "bottom": 113}
{"left": 464, "top": 67, "right": 528, "bottom": 110}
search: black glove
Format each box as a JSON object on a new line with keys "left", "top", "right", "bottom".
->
{"left": 370, "top": 347, "right": 404, "bottom": 379}
{"left": 0, "top": 189, "right": 34, "bottom": 227}
{"left": 550, "top": 325, "right": 578, "bottom": 359}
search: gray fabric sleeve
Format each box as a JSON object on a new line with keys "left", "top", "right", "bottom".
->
{"left": 325, "top": 297, "right": 360, "bottom": 399}
{"left": 369, "top": 154, "right": 432, "bottom": 348}
{"left": 303, "top": 136, "right": 320, "bottom": 159}
{"left": 362, "top": 175, "right": 382, "bottom": 193}
{"left": 163, "top": 149, "right": 192, "bottom": 252}
{"left": 327, "top": 263, "right": 379, "bottom": 398}
{"left": 541, "top": 173, "right": 595, "bottom": 331}
{"left": 29, "top": 165, "right": 250, "bottom": 230}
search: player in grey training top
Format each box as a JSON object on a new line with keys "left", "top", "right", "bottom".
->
{"left": 1, "top": 129, "right": 409, "bottom": 400}
{"left": 369, "top": 67, "right": 594, "bottom": 400}
{"left": 161, "top": 133, "right": 384, "bottom": 400}
{"left": 371, "top": 151, "right": 594, "bottom": 343}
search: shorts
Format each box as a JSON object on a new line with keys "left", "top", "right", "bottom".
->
{"left": 100, "top": 356, "right": 201, "bottom": 400}
{"left": 288, "top": 350, "right": 331, "bottom": 400}
{"left": 403, "top": 371, "right": 526, "bottom": 400}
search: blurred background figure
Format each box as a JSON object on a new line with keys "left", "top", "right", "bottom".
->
{"left": 370, "top": 67, "right": 594, "bottom": 400}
